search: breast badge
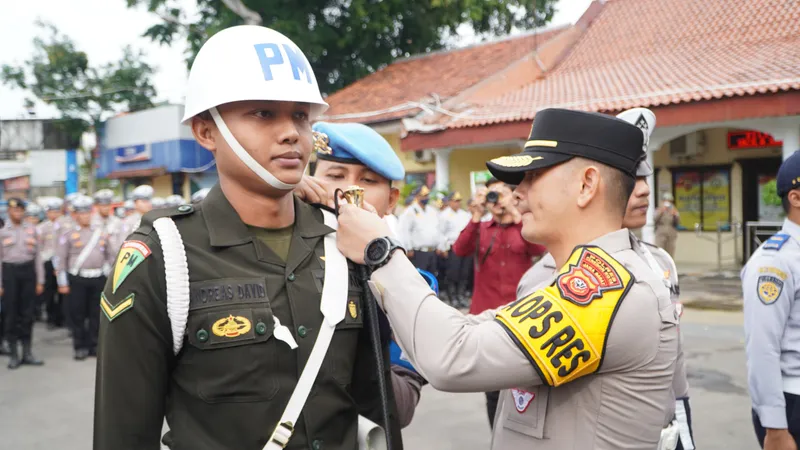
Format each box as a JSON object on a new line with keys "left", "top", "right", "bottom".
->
{"left": 212, "top": 315, "right": 252, "bottom": 338}
{"left": 757, "top": 275, "right": 784, "bottom": 305}
{"left": 511, "top": 389, "right": 535, "bottom": 413}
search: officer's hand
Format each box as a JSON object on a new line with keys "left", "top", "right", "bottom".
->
{"left": 58, "top": 286, "right": 70, "bottom": 295}
{"left": 35, "top": 284, "right": 44, "bottom": 295}
{"left": 294, "top": 175, "right": 332, "bottom": 207}
{"left": 337, "top": 203, "right": 391, "bottom": 264}
{"left": 765, "top": 429, "right": 798, "bottom": 450}
{"left": 0, "top": 288, "right": 3, "bottom": 296}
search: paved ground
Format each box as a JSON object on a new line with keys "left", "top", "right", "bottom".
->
{"left": 0, "top": 309, "right": 757, "bottom": 449}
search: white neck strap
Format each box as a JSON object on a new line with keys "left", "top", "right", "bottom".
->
{"left": 209, "top": 107, "right": 297, "bottom": 191}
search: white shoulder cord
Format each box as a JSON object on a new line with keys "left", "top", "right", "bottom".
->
{"left": 153, "top": 217, "right": 191, "bottom": 355}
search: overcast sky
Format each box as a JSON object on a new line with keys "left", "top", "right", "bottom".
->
{"left": 0, "top": 0, "right": 594, "bottom": 120}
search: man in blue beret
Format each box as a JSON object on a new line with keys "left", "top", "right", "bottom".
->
{"left": 743, "top": 149, "right": 800, "bottom": 450}
{"left": 305, "top": 121, "right": 427, "bottom": 429}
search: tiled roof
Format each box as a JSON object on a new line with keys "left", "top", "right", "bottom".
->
{"left": 319, "top": 26, "right": 569, "bottom": 124}
{"left": 426, "top": 0, "right": 800, "bottom": 129}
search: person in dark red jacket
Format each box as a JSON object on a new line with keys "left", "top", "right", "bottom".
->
{"left": 451, "top": 177, "right": 546, "bottom": 429}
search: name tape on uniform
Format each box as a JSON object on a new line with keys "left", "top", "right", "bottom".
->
{"left": 112, "top": 240, "right": 152, "bottom": 293}
{"left": 495, "top": 247, "right": 632, "bottom": 387}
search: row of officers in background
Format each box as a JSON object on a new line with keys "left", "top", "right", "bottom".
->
{"left": 0, "top": 187, "right": 211, "bottom": 368}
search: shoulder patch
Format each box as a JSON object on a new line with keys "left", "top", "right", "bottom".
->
{"left": 757, "top": 275, "right": 784, "bottom": 305}
{"left": 763, "top": 233, "right": 790, "bottom": 251}
{"left": 759, "top": 266, "right": 788, "bottom": 280}
{"left": 495, "top": 246, "right": 633, "bottom": 387}
{"left": 112, "top": 240, "right": 152, "bottom": 293}
{"left": 101, "top": 293, "right": 135, "bottom": 321}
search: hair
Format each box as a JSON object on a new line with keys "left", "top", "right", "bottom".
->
{"left": 571, "top": 158, "right": 634, "bottom": 217}
{"left": 783, "top": 194, "right": 792, "bottom": 214}
{"left": 485, "top": 177, "right": 503, "bottom": 188}
{"left": 197, "top": 110, "right": 212, "bottom": 121}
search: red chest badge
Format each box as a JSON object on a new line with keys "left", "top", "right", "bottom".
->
{"left": 511, "top": 389, "right": 535, "bottom": 413}
{"left": 556, "top": 248, "right": 623, "bottom": 306}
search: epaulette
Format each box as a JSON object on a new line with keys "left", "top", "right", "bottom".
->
{"left": 136, "top": 205, "right": 196, "bottom": 235}
{"left": 763, "top": 233, "right": 791, "bottom": 251}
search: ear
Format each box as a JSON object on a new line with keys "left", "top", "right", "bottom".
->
{"left": 576, "top": 165, "right": 601, "bottom": 209}
{"left": 191, "top": 115, "right": 218, "bottom": 153}
{"left": 388, "top": 187, "right": 400, "bottom": 211}
{"left": 789, "top": 190, "right": 800, "bottom": 208}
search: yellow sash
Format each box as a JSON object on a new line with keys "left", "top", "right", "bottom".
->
{"left": 496, "top": 246, "right": 632, "bottom": 386}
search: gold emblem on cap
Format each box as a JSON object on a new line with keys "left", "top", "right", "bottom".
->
{"left": 313, "top": 131, "right": 333, "bottom": 155}
{"left": 524, "top": 140, "right": 558, "bottom": 148}
{"left": 343, "top": 185, "right": 365, "bottom": 208}
{"left": 490, "top": 155, "right": 543, "bottom": 168}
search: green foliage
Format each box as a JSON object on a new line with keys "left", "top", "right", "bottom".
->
{"left": 127, "top": 0, "right": 558, "bottom": 92}
{"left": 761, "top": 179, "right": 782, "bottom": 207}
{"left": 1, "top": 21, "right": 158, "bottom": 191}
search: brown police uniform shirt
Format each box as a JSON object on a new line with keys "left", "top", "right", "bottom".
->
{"left": 55, "top": 225, "right": 114, "bottom": 281}
{"left": 94, "top": 185, "right": 402, "bottom": 450}
{"left": 370, "top": 229, "right": 678, "bottom": 450}
{"left": 0, "top": 222, "right": 45, "bottom": 288}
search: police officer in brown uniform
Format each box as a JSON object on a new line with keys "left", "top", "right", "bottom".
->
{"left": 94, "top": 26, "right": 402, "bottom": 450}
{"left": 38, "top": 198, "right": 66, "bottom": 329}
{"left": 0, "top": 198, "right": 45, "bottom": 369}
{"left": 335, "top": 108, "right": 680, "bottom": 450}
{"left": 57, "top": 195, "right": 114, "bottom": 360}
{"left": 93, "top": 189, "right": 124, "bottom": 252}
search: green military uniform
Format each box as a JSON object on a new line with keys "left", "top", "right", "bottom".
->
{"left": 94, "top": 185, "right": 402, "bottom": 450}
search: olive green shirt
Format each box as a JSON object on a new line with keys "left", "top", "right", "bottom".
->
{"left": 94, "top": 185, "right": 402, "bottom": 450}
{"left": 247, "top": 224, "right": 294, "bottom": 262}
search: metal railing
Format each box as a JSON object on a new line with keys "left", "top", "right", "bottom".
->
{"left": 694, "top": 220, "right": 742, "bottom": 272}
{"left": 745, "top": 221, "right": 784, "bottom": 259}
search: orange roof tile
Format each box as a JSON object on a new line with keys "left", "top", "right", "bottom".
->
{"left": 320, "top": 26, "right": 570, "bottom": 124}
{"left": 426, "top": 0, "right": 800, "bottom": 130}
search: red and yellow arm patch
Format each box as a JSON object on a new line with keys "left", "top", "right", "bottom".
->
{"left": 495, "top": 246, "right": 633, "bottom": 387}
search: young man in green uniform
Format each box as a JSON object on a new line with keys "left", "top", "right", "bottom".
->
{"left": 94, "top": 25, "right": 401, "bottom": 450}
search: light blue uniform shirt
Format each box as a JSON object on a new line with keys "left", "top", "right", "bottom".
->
{"left": 742, "top": 218, "right": 800, "bottom": 429}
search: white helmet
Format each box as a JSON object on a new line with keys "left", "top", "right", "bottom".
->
{"left": 182, "top": 25, "right": 328, "bottom": 191}
{"left": 616, "top": 108, "right": 656, "bottom": 177}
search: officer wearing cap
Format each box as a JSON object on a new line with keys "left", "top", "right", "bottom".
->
{"left": 335, "top": 108, "right": 679, "bottom": 449}
{"left": 95, "top": 26, "right": 403, "bottom": 450}
{"left": 190, "top": 188, "right": 211, "bottom": 204}
{"left": 655, "top": 192, "right": 680, "bottom": 258}
{"left": 93, "top": 189, "right": 123, "bottom": 251}
{"left": 122, "top": 199, "right": 135, "bottom": 217}
{"left": 37, "top": 198, "right": 66, "bottom": 329}
{"left": 306, "top": 121, "right": 426, "bottom": 428}
{"left": 58, "top": 193, "right": 79, "bottom": 230}
{"left": 515, "top": 108, "right": 694, "bottom": 449}
{"left": 743, "top": 150, "right": 800, "bottom": 450}
{"left": 151, "top": 196, "right": 166, "bottom": 210}
{"left": 118, "top": 185, "right": 154, "bottom": 241}
{"left": 25, "top": 203, "right": 43, "bottom": 225}
{"left": 0, "top": 198, "right": 46, "bottom": 369}
{"left": 397, "top": 184, "right": 442, "bottom": 274}
{"left": 439, "top": 192, "right": 472, "bottom": 307}
{"left": 56, "top": 195, "right": 114, "bottom": 360}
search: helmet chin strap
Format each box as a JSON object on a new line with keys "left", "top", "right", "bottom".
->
{"left": 209, "top": 107, "right": 298, "bottom": 190}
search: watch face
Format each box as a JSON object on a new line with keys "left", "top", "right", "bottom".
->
{"left": 367, "top": 238, "right": 389, "bottom": 263}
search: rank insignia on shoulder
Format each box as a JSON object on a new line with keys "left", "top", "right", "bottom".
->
{"left": 101, "top": 293, "right": 135, "bottom": 321}
{"left": 495, "top": 246, "right": 632, "bottom": 387}
{"left": 757, "top": 275, "right": 784, "bottom": 305}
{"left": 112, "top": 240, "right": 152, "bottom": 293}
{"left": 763, "top": 233, "right": 790, "bottom": 251}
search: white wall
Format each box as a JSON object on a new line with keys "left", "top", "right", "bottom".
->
{"left": 28, "top": 150, "right": 66, "bottom": 186}
{"left": 103, "top": 104, "right": 187, "bottom": 148}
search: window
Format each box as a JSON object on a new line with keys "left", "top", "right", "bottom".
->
{"left": 672, "top": 167, "right": 732, "bottom": 231}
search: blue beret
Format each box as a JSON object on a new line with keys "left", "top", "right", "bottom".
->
{"left": 312, "top": 122, "right": 405, "bottom": 182}
{"left": 778, "top": 150, "right": 800, "bottom": 196}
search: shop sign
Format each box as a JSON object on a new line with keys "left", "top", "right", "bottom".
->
{"left": 728, "top": 131, "right": 782, "bottom": 150}
{"left": 115, "top": 144, "right": 151, "bottom": 163}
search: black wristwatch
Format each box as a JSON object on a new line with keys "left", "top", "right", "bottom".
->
{"left": 364, "top": 236, "right": 406, "bottom": 270}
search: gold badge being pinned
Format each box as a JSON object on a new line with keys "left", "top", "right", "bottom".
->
{"left": 343, "top": 185, "right": 365, "bottom": 208}
{"left": 212, "top": 314, "right": 252, "bottom": 338}
{"left": 348, "top": 300, "right": 358, "bottom": 319}
{"left": 313, "top": 131, "right": 333, "bottom": 155}
{"left": 490, "top": 155, "right": 543, "bottom": 168}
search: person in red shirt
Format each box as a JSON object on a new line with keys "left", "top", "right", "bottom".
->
{"left": 451, "top": 177, "right": 546, "bottom": 428}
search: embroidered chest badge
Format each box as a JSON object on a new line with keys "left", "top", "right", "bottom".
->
{"left": 212, "top": 315, "right": 252, "bottom": 338}
{"left": 511, "top": 389, "right": 535, "bottom": 413}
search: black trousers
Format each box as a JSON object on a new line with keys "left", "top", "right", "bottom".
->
{"left": 486, "top": 391, "right": 500, "bottom": 430}
{"left": 411, "top": 251, "right": 438, "bottom": 274}
{"left": 444, "top": 253, "right": 472, "bottom": 294}
{"left": 67, "top": 275, "right": 105, "bottom": 351}
{"left": 753, "top": 392, "right": 800, "bottom": 447}
{"left": 1, "top": 262, "right": 36, "bottom": 343}
{"left": 43, "top": 260, "right": 63, "bottom": 326}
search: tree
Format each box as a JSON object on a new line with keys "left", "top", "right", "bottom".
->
{"left": 1, "top": 21, "right": 157, "bottom": 193}
{"left": 127, "top": 0, "right": 557, "bottom": 92}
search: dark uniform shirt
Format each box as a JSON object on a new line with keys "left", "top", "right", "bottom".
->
{"left": 94, "top": 185, "right": 402, "bottom": 450}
